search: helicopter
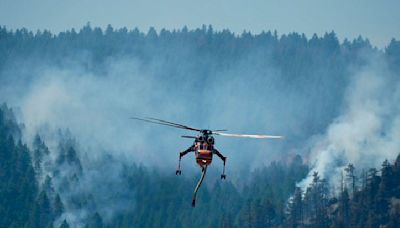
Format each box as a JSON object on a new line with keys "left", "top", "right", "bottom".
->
{"left": 131, "top": 117, "right": 283, "bottom": 207}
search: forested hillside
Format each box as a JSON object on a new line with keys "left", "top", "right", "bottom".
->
{"left": 0, "top": 104, "right": 308, "bottom": 227}
{"left": 286, "top": 160, "right": 400, "bottom": 227}
{"left": 1, "top": 103, "right": 400, "bottom": 227}
{"left": 1, "top": 25, "right": 400, "bottom": 227}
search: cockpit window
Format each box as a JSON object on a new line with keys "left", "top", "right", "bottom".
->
{"left": 198, "top": 143, "right": 213, "bottom": 150}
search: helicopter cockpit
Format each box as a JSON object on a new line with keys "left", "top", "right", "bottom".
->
{"left": 195, "top": 142, "right": 213, "bottom": 151}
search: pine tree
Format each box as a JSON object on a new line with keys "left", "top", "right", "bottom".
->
{"left": 0, "top": 106, "right": 38, "bottom": 227}
{"left": 287, "top": 187, "right": 303, "bottom": 227}
{"left": 86, "top": 212, "right": 104, "bottom": 228}
{"left": 344, "top": 163, "right": 356, "bottom": 195}
{"left": 42, "top": 175, "right": 55, "bottom": 197}
{"left": 337, "top": 188, "right": 350, "bottom": 226}
{"left": 394, "top": 154, "right": 400, "bottom": 198}
{"left": 366, "top": 168, "right": 380, "bottom": 206}
{"left": 237, "top": 200, "right": 253, "bottom": 228}
{"left": 376, "top": 160, "right": 394, "bottom": 225}
{"left": 30, "top": 191, "right": 53, "bottom": 228}
{"left": 53, "top": 194, "right": 64, "bottom": 218}
{"left": 32, "top": 134, "right": 50, "bottom": 179}
{"left": 380, "top": 160, "right": 394, "bottom": 197}
{"left": 264, "top": 199, "right": 276, "bottom": 227}
{"left": 59, "top": 219, "right": 70, "bottom": 228}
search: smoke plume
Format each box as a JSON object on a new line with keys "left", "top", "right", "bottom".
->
{"left": 298, "top": 53, "right": 400, "bottom": 191}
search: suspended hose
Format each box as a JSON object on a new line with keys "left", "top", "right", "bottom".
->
{"left": 192, "top": 166, "right": 207, "bottom": 207}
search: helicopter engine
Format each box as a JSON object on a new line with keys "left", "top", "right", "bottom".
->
{"left": 206, "top": 136, "right": 214, "bottom": 145}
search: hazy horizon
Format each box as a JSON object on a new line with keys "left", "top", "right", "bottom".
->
{"left": 1, "top": 0, "right": 399, "bottom": 48}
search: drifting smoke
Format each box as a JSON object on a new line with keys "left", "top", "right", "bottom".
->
{"left": 298, "top": 53, "right": 400, "bottom": 191}
{"left": 2, "top": 27, "right": 397, "bottom": 225}
{"left": 1, "top": 54, "right": 293, "bottom": 226}
{"left": 0, "top": 50, "right": 320, "bottom": 170}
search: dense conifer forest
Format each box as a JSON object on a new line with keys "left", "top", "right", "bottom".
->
{"left": 1, "top": 25, "right": 400, "bottom": 227}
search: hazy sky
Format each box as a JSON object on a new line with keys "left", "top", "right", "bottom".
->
{"left": 1, "top": 0, "right": 399, "bottom": 47}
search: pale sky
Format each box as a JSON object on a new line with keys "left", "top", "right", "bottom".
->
{"left": 1, "top": 0, "right": 399, "bottom": 48}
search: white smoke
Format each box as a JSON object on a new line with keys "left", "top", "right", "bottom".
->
{"left": 3, "top": 55, "right": 286, "bottom": 226}
{"left": 3, "top": 30, "right": 396, "bottom": 226}
{"left": 298, "top": 54, "right": 400, "bottom": 191}
{"left": 2, "top": 53, "right": 293, "bottom": 170}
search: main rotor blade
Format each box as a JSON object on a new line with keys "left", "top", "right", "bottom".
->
{"left": 211, "top": 129, "right": 228, "bottom": 132}
{"left": 213, "top": 132, "right": 283, "bottom": 139}
{"left": 146, "top": 117, "right": 201, "bottom": 132}
{"left": 130, "top": 117, "right": 201, "bottom": 132}
{"left": 181, "top": 135, "right": 197, "bottom": 138}
{"left": 131, "top": 117, "right": 181, "bottom": 128}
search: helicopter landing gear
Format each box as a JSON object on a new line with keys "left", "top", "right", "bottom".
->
{"left": 176, "top": 146, "right": 195, "bottom": 176}
{"left": 213, "top": 149, "right": 227, "bottom": 180}
{"left": 221, "top": 158, "right": 227, "bottom": 180}
{"left": 176, "top": 155, "right": 182, "bottom": 175}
